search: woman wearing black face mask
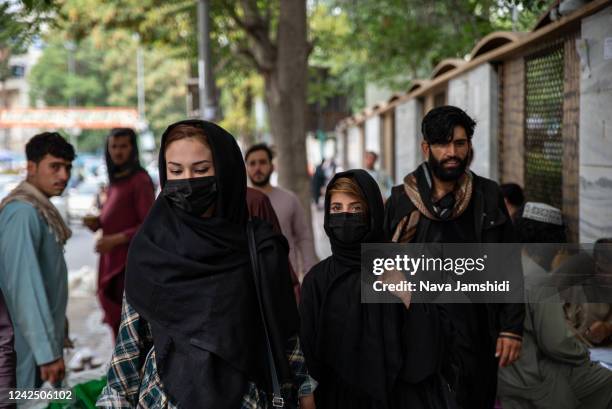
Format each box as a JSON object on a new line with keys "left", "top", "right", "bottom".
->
{"left": 97, "top": 120, "right": 316, "bottom": 409}
{"left": 300, "top": 170, "right": 454, "bottom": 409}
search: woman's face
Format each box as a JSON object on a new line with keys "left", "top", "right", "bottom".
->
{"left": 165, "top": 138, "right": 215, "bottom": 180}
{"left": 329, "top": 192, "right": 364, "bottom": 214}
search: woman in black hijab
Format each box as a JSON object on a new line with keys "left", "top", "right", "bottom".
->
{"left": 300, "top": 169, "right": 453, "bottom": 409}
{"left": 97, "top": 120, "right": 315, "bottom": 409}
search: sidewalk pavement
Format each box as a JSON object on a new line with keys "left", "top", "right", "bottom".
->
{"left": 312, "top": 203, "right": 331, "bottom": 263}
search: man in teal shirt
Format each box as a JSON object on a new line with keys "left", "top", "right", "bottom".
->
{"left": 0, "top": 132, "right": 75, "bottom": 388}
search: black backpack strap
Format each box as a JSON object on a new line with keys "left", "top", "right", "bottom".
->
{"left": 246, "top": 221, "right": 285, "bottom": 408}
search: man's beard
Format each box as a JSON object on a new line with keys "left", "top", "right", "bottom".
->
{"left": 250, "top": 171, "right": 272, "bottom": 187}
{"left": 428, "top": 152, "right": 469, "bottom": 182}
{"left": 112, "top": 157, "right": 129, "bottom": 167}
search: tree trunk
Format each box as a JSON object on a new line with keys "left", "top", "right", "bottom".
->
{"left": 241, "top": 84, "right": 256, "bottom": 147}
{"left": 264, "top": 0, "right": 313, "bottom": 232}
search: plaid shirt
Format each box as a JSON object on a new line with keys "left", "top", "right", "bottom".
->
{"left": 97, "top": 299, "right": 316, "bottom": 408}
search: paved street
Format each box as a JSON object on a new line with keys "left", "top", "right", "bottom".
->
{"left": 63, "top": 225, "right": 113, "bottom": 389}
{"left": 65, "top": 226, "right": 99, "bottom": 272}
{"left": 312, "top": 204, "right": 331, "bottom": 263}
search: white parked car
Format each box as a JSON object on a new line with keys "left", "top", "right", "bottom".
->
{"left": 67, "top": 181, "right": 100, "bottom": 224}
{"left": 0, "top": 174, "right": 20, "bottom": 201}
{"left": 51, "top": 194, "right": 69, "bottom": 224}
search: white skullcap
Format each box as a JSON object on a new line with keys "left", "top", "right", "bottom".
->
{"left": 522, "top": 202, "right": 563, "bottom": 226}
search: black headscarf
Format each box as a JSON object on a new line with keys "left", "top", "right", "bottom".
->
{"left": 301, "top": 169, "right": 444, "bottom": 407}
{"left": 125, "top": 120, "right": 299, "bottom": 408}
{"left": 323, "top": 169, "right": 385, "bottom": 267}
{"left": 105, "top": 128, "right": 146, "bottom": 184}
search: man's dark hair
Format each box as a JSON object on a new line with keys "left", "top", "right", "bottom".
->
{"left": 501, "top": 183, "right": 525, "bottom": 207}
{"left": 245, "top": 143, "right": 274, "bottom": 162}
{"left": 421, "top": 105, "right": 476, "bottom": 144}
{"left": 25, "top": 132, "right": 76, "bottom": 163}
{"left": 109, "top": 127, "right": 137, "bottom": 140}
{"left": 365, "top": 151, "right": 378, "bottom": 161}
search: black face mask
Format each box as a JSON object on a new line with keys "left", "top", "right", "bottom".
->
{"left": 328, "top": 212, "right": 369, "bottom": 244}
{"left": 162, "top": 176, "right": 217, "bottom": 216}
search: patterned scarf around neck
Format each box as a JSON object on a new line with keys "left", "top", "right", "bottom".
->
{"left": 0, "top": 181, "right": 72, "bottom": 245}
{"left": 392, "top": 162, "right": 473, "bottom": 243}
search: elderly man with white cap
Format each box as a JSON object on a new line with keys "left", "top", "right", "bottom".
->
{"left": 498, "top": 202, "right": 612, "bottom": 409}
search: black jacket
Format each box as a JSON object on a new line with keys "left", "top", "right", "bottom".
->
{"left": 383, "top": 173, "right": 525, "bottom": 339}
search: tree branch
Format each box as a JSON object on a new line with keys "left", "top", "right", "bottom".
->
{"left": 220, "top": 1, "right": 250, "bottom": 33}
{"left": 213, "top": 55, "right": 232, "bottom": 74}
{"left": 234, "top": 45, "right": 265, "bottom": 72}
{"left": 219, "top": 0, "right": 276, "bottom": 73}
{"left": 306, "top": 39, "right": 315, "bottom": 58}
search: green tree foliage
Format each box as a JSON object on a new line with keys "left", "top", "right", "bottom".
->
{"left": 27, "top": 6, "right": 188, "bottom": 151}
{"left": 100, "top": 30, "right": 188, "bottom": 141}
{"left": 0, "top": 3, "right": 34, "bottom": 57}
{"left": 41, "top": 0, "right": 549, "bottom": 130}
{"left": 218, "top": 73, "right": 263, "bottom": 146}
{"left": 28, "top": 37, "right": 108, "bottom": 107}
{"left": 310, "top": 0, "right": 549, "bottom": 112}
{"left": 0, "top": 0, "right": 53, "bottom": 107}
{"left": 308, "top": 3, "right": 367, "bottom": 111}
{"left": 18, "top": 0, "right": 553, "bottom": 123}
{"left": 23, "top": 0, "right": 550, "bottom": 149}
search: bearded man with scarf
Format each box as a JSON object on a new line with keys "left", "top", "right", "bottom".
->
{"left": 0, "top": 133, "right": 75, "bottom": 389}
{"left": 97, "top": 120, "right": 315, "bottom": 409}
{"left": 300, "top": 170, "right": 454, "bottom": 409}
{"left": 84, "top": 128, "right": 155, "bottom": 338}
{"left": 384, "top": 106, "right": 525, "bottom": 409}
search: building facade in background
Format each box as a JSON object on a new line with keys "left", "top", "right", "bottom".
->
{"left": 336, "top": 0, "right": 612, "bottom": 243}
{"left": 1, "top": 45, "right": 43, "bottom": 151}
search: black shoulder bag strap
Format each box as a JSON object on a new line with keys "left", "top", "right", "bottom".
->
{"left": 247, "top": 221, "right": 285, "bottom": 408}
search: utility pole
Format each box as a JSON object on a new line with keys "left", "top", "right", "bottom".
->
{"left": 197, "top": 0, "right": 217, "bottom": 121}
{"left": 65, "top": 41, "right": 79, "bottom": 151}
{"left": 66, "top": 41, "right": 76, "bottom": 108}
{"left": 136, "top": 41, "right": 145, "bottom": 122}
{"left": 134, "top": 34, "right": 155, "bottom": 156}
